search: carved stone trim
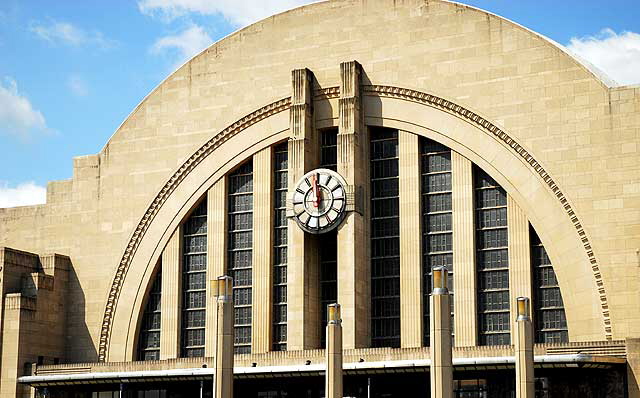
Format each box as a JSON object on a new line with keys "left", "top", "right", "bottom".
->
{"left": 102, "top": 84, "right": 612, "bottom": 361}
{"left": 313, "top": 87, "right": 340, "bottom": 100}
{"left": 364, "top": 84, "right": 612, "bottom": 340}
{"left": 98, "top": 97, "right": 291, "bottom": 361}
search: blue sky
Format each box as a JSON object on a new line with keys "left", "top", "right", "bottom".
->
{"left": 0, "top": 0, "right": 638, "bottom": 207}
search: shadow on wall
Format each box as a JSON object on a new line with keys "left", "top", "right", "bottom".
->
{"left": 65, "top": 264, "right": 97, "bottom": 362}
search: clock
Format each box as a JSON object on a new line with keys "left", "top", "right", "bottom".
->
{"left": 291, "top": 168, "right": 348, "bottom": 234}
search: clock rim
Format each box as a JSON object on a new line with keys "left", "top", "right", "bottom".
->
{"left": 291, "top": 168, "right": 348, "bottom": 234}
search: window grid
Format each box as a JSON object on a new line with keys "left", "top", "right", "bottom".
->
{"left": 138, "top": 268, "right": 162, "bottom": 361}
{"left": 320, "top": 128, "right": 338, "bottom": 171}
{"left": 319, "top": 231, "right": 338, "bottom": 348}
{"left": 531, "top": 228, "right": 568, "bottom": 343}
{"left": 420, "top": 138, "right": 454, "bottom": 346}
{"left": 228, "top": 161, "right": 253, "bottom": 354}
{"left": 181, "top": 200, "right": 207, "bottom": 358}
{"left": 319, "top": 129, "right": 339, "bottom": 347}
{"left": 474, "top": 167, "right": 510, "bottom": 346}
{"left": 272, "top": 144, "right": 288, "bottom": 351}
{"left": 370, "top": 128, "right": 401, "bottom": 348}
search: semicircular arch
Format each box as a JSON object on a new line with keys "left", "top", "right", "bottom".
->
{"left": 101, "top": 86, "right": 610, "bottom": 362}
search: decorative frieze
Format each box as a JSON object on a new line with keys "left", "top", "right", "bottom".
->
{"left": 101, "top": 82, "right": 611, "bottom": 360}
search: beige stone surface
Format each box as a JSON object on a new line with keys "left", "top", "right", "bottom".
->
{"left": 0, "top": 0, "right": 635, "bottom": 388}
{"left": 160, "top": 228, "right": 181, "bottom": 360}
{"left": 430, "top": 292, "right": 453, "bottom": 398}
{"left": 205, "top": 179, "right": 226, "bottom": 357}
{"left": 337, "top": 61, "right": 370, "bottom": 349}
{"left": 325, "top": 322, "right": 343, "bottom": 398}
{"left": 515, "top": 310, "right": 535, "bottom": 398}
{"left": 508, "top": 197, "right": 533, "bottom": 342}
{"left": 252, "top": 148, "right": 274, "bottom": 354}
{"left": 0, "top": 250, "right": 69, "bottom": 398}
{"left": 214, "top": 299, "right": 233, "bottom": 398}
{"left": 451, "top": 152, "right": 477, "bottom": 347}
{"left": 287, "top": 68, "right": 321, "bottom": 350}
{"left": 398, "top": 131, "right": 422, "bottom": 348}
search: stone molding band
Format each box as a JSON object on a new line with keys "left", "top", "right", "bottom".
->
{"left": 97, "top": 98, "right": 291, "bottom": 361}
{"left": 363, "top": 84, "right": 611, "bottom": 341}
{"left": 98, "top": 85, "right": 611, "bottom": 361}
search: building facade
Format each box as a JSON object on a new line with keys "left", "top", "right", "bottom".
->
{"left": 1, "top": 0, "right": 639, "bottom": 397}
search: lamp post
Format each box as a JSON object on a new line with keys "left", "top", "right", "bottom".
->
{"left": 212, "top": 276, "right": 234, "bottom": 398}
{"left": 430, "top": 266, "right": 453, "bottom": 398}
{"left": 325, "top": 303, "right": 343, "bottom": 398}
{"left": 515, "top": 297, "right": 534, "bottom": 398}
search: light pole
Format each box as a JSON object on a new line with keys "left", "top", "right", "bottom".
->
{"left": 515, "top": 297, "right": 534, "bottom": 398}
{"left": 430, "top": 266, "right": 453, "bottom": 398}
{"left": 325, "top": 303, "right": 343, "bottom": 398}
{"left": 212, "top": 275, "right": 234, "bottom": 398}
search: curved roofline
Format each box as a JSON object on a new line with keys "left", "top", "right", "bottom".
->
{"left": 99, "top": 0, "right": 617, "bottom": 154}
{"left": 443, "top": 0, "right": 618, "bottom": 87}
{"left": 99, "top": 0, "right": 322, "bottom": 154}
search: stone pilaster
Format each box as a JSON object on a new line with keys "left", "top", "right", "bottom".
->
{"left": 337, "top": 61, "right": 370, "bottom": 349}
{"left": 451, "top": 152, "right": 476, "bottom": 347}
{"left": 325, "top": 310, "right": 343, "bottom": 398}
{"left": 214, "top": 287, "right": 234, "bottom": 398}
{"left": 515, "top": 297, "right": 534, "bottom": 398}
{"left": 160, "top": 228, "right": 181, "bottom": 360}
{"left": 507, "top": 196, "right": 532, "bottom": 342}
{"left": 430, "top": 286, "right": 453, "bottom": 398}
{"left": 287, "top": 68, "right": 320, "bottom": 350}
{"left": 398, "top": 131, "right": 422, "bottom": 348}
{"left": 252, "top": 148, "right": 273, "bottom": 353}
{"left": 0, "top": 294, "right": 36, "bottom": 398}
{"left": 205, "top": 180, "right": 226, "bottom": 356}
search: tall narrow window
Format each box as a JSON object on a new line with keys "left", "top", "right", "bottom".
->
{"left": 228, "top": 161, "right": 253, "bottom": 354}
{"left": 320, "top": 128, "right": 338, "bottom": 171}
{"left": 531, "top": 228, "right": 568, "bottom": 343}
{"left": 319, "top": 128, "right": 338, "bottom": 347}
{"left": 319, "top": 231, "right": 338, "bottom": 348}
{"left": 273, "top": 144, "right": 288, "bottom": 351}
{"left": 181, "top": 200, "right": 207, "bottom": 357}
{"left": 138, "top": 267, "right": 162, "bottom": 360}
{"left": 370, "top": 128, "right": 400, "bottom": 348}
{"left": 474, "top": 167, "right": 510, "bottom": 346}
{"left": 420, "top": 138, "right": 453, "bottom": 346}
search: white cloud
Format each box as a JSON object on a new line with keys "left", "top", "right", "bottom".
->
{"left": 0, "top": 181, "right": 46, "bottom": 208}
{"left": 30, "top": 19, "right": 116, "bottom": 49}
{"left": 0, "top": 77, "right": 47, "bottom": 139}
{"left": 68, "top": 75, "right": 89, "bottom": 97}
{"left": 567, "top": 29, "right": 640, "bottom": 86}
{"left": 150, "top": 25, "right": 213, "bottom": 64}
{"left": 138, "top": 0, "right": 317, "bottom": 27}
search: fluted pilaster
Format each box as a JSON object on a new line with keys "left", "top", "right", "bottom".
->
{"left": 205, "top": 180, "right": 226, "bottom": 356}
{"left": 508, "top": 195, "right": 532, "bottom": 341}
{"left": 252, "top": 148, "right": 273, "bottom": 353}
{"left": 287, "top": 68, "right": 320, "bottom": 350}
{"left": 160, "top": 227, "right": 181, "bottom": 359}
{"left": 399, "top": 131, "right": 422, "bottom": 348}
{"left": 337, "top": 60, "right": 369, "bottom": 348}
{"left": 451, "top": 152, "right": 476, "bottom": 347}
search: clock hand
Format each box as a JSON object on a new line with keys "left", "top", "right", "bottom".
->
{"left": 312, "top": 173, "right": 320, "bottom": 208}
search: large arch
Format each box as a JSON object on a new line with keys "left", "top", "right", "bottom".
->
{"left": 102, "top": 86, "right": 609, "bottom": 362}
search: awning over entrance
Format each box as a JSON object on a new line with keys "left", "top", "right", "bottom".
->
{"left": 19, "top": 354, "right": 625, "bottom": 387}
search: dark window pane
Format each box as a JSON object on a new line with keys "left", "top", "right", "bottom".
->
{"left": 370, "top": 128, "right": 400, "bottom": 348}
{"left": 475, "top": 165, "right": 510, "bottom": 346}
{"left": 532, "top": 228, "right": 568, "bottom": 343}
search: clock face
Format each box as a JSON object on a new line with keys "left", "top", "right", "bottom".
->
{"left": 291, "top": 168, "right": 347, "bottom": 234}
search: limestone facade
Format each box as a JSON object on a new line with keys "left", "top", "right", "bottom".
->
{"left": 0, "top": 0, "right": 638, "bottom": 397}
